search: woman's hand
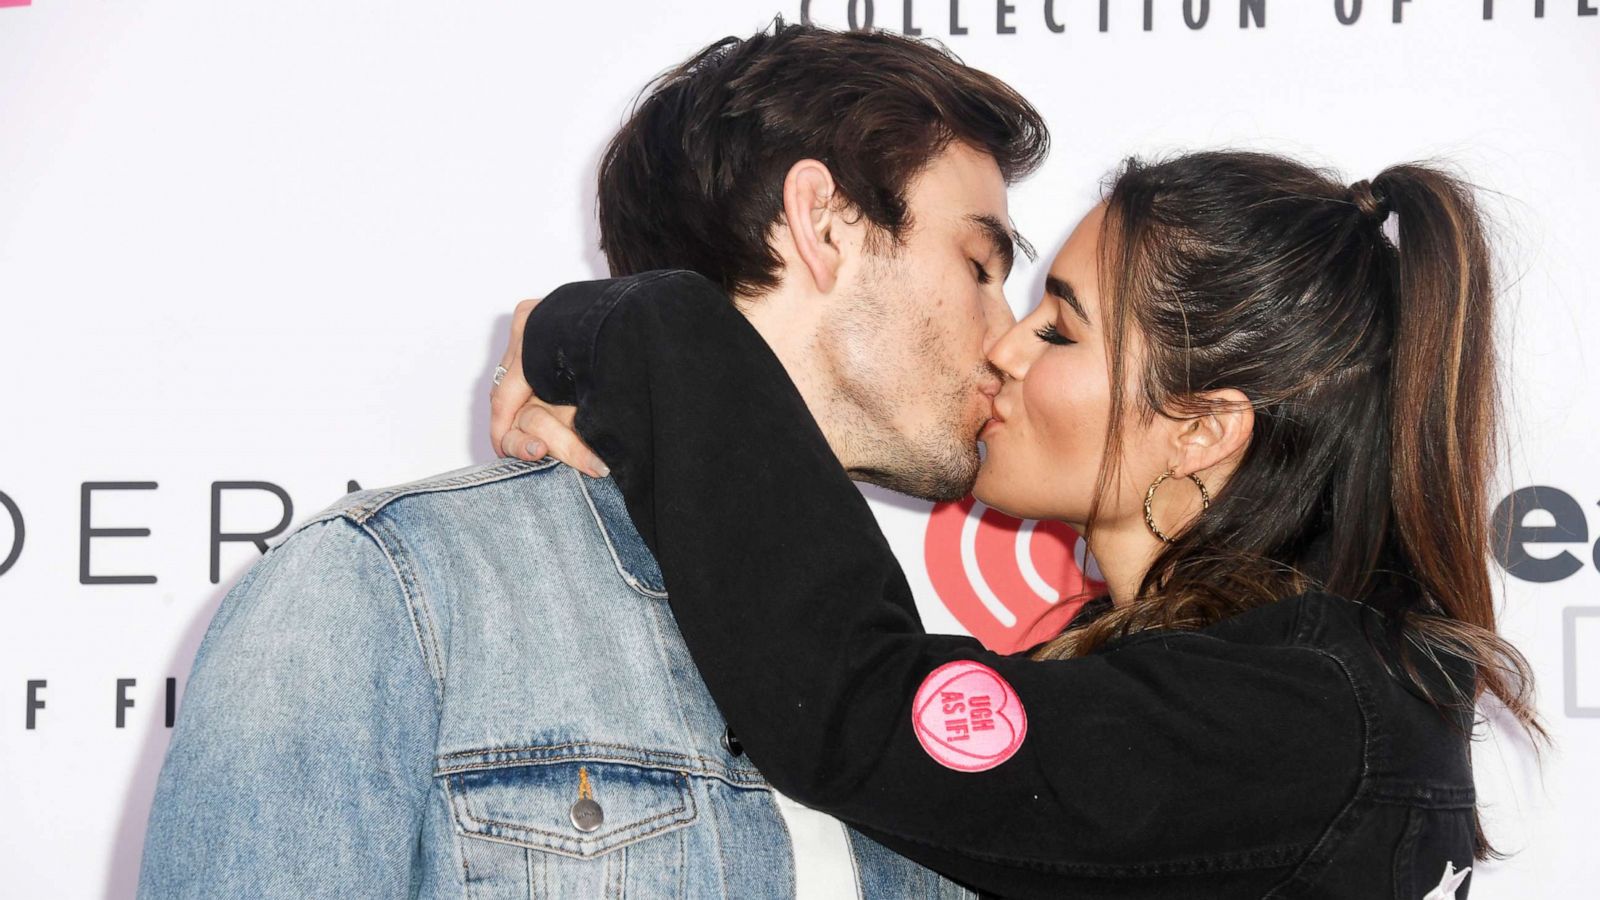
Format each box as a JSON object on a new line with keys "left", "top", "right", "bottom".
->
{"left": 488, "top": 298, "right": 610, "bottom": 478}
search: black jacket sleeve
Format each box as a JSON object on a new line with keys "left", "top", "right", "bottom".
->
{"left": 522, "top": 270, "right": 1363, "bottom": 896}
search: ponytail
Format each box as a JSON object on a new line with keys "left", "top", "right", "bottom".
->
{"left": 1374, "top": 168, "right": 1496, "bottom": 638}
{"left": 1371, "top": 166, "right": 1546, "bottom": 858}
{"left": 1374, "top": 167, "right": 1494, "bottom": 601}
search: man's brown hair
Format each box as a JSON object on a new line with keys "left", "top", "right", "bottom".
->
{"left": 596, "top": 21, "right": 1049, "bottom": 296}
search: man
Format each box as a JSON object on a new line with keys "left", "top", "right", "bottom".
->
{"left": 138, "top": 22, "right": 1046, "bottom": 899}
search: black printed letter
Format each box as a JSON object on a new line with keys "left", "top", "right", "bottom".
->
{"left": 26, "top": 680, "right": 45, "bottom": 730}
{"left": 210, "top": 481, "right": 294, "bottom": 584}
{"left": 1491, "top": 486, "right": 1588, "bottom": 583}
{"left": 848, "top": 0, "right": 875, "bottom": 29}
{"left": 116, "top": 678, "right": 136, "bottom": 728}
{"left": 0, "top": 490, "right": 22, "bottom": 577}
{"left": 80, "top": 482, "right": 158, "bottom": 585}
{"left": 904, "top": 0, "right": 923, "bottom": 33}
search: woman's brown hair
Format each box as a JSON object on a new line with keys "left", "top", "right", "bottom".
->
{"left": 1031, "top": 151, "right": 1545, "bottom": 860}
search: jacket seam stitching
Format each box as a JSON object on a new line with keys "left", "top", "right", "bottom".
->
{"left": 355, "top": 516, "right": 447, "bottom": 701}
{"left": 438, "top": 740, "right": 758, "bottom": 766}
{"left": 342, "top": 458, "right": 562, "bottom": 525}
{"left": 639, "top": 599, "right": 724, "bottom": 790}
{"left": 580, "top": 270, "right": 692, "bottom": 377}
{"left": 443, "top": 774, "right": 697, "bottom": 861}
{"left": 841, "top": 830, "right": 1313, "bottom": 876}
{"left": 435, "top": 753, "right": 767, "bottom": 788}
{"left": 576, "top": 470, "right": 668, "bottom": 598}
{"left": 1392, "top": 806, "right": 1423, "bottom": 900}
{"left": 766, "top": 790, "right": 801, "bottom": 896}
{"left": 1262, "top": 597, "right": 1376, "bottom": 897}
{"left": 452, "top": 772, "right": 693, "bottom": 842}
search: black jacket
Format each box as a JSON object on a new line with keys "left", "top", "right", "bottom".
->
{"left": 522, "top": 269, "right": 1479, "bottom": 899}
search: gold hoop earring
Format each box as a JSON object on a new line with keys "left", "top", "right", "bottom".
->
{"left": 1143, "top": 469, "right": 1210, "bottom": 544}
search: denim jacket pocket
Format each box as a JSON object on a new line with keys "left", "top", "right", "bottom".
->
{"left": 445, "top": 759, "right": 696, "bottom": 858}
{"left": 443, "top": 759, "right": 698, "bottom": 898}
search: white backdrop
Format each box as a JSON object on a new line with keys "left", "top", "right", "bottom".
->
{"left": 1, "top": 2, "right": 1596, "bottom": 897}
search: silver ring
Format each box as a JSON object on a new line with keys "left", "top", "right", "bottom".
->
{"left": 492, "top": 365, "right": 508, "bottom": 386}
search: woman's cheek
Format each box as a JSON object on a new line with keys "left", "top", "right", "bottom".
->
{"left": 1025, "top": 356, "right": 1085, "bottom": 459}
{"left": 1030, "top": 351, "right": 1115, "bottom": 506}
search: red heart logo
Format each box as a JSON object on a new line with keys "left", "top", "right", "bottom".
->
{"left": 924, "top": 496, "right": 1103, "bottom": 654}
{"left": 912, "top": 661, "right": 1027, "bottom": 772}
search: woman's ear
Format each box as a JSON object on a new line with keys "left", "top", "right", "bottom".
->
{"left": 780, "top": 159, "right": 842, "bottom": 293}
{"left": 1170, "top": 388, "right": 1254, "bottom": 478}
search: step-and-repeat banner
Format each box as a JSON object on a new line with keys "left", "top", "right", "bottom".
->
{"left": 2, "top": 2, "right": 1596, "bottom": 897}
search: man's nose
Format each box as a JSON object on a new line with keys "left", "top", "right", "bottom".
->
{"left": 981, "top": 296, "right": 1018, "bottom": 356}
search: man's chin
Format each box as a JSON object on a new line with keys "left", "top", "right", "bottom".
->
{"left": 851, "top": 449, "right": 979, "bottom": 503}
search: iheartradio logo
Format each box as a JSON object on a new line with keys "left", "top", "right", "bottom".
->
{"left": 924, "top": 496, "right": 1105, "bottom": 655}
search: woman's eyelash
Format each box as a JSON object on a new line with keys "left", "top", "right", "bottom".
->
{"left": 1035, "top": 323, "right": 1074, "bottom": 345}
{"left": 972, "top": 260, "right": 992, "bottom": 285}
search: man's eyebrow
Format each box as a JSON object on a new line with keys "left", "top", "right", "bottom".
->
{"left": 967, "top": 214, "right": 1036, "bottom": 281}
{"left": 1046, "top": 275, "right": 1091, "bottom": 325}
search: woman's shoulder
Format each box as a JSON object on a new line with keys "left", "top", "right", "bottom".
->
{"left": 1085, "top": 587, "right": 1466, "bottom": 702}
{"left": 1090, "top": 588, "right": 1356, "bottom": 652}
{"left": 1093, "top": 590, "right": 1402, "bottom": 692}
{"left": 1187, "top": 588, "right": 1393, "bottom": 650}
{"left": 1191, "top": 589, "right": 1475, "bottom": 720}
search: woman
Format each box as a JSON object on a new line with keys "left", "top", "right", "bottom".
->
{"left": 492, "top": 151, "right": 1542, "bottom": 898}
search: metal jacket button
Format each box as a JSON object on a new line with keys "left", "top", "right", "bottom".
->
{"left": 721, "top": 726, "right": 744, "bottom": 757}
{"left": 570, "top": 798, "right": 603, "bottom": 833}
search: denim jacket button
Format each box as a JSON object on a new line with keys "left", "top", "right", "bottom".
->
{"left": 721, "top": 726, "right": 744, "bottom": 757}
{"left": 569, "top": 798, "right": 604, "bottom": 833}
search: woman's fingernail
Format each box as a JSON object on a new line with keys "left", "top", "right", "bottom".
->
{"left": 524, "top": 441, "right": 545, "bottom": 459}
{"left": 592, "top": 462, "right": 611, "bottom": 478}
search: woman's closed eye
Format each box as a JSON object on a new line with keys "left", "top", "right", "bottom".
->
{"left": 1034, "top": 322, "right": 1075, "bottom": 345}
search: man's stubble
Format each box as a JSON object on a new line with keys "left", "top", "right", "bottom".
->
{"left": 814, "top": 252, "right": 993, "bottom": 503}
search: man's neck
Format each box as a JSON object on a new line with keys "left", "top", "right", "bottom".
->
{"left": 735, "top": 287, "right": 859, "bottom": 473}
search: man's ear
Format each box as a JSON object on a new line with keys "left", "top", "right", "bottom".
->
{"left": 781, "top": 159, "right": 843, "bottom": 293}
{"left": 1169, "top": 388, "right": 1254, "bottom": 479}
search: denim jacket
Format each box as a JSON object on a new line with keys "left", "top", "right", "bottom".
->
{"left": 137, "top": 458, "right": 976, "bottom": 899}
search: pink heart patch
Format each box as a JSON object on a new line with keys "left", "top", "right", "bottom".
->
{"left": 912, "top": 660, "right": 1027, "bottom": 772}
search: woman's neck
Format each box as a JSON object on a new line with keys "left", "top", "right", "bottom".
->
{"left": 1086, "top": 522, "right": 1166, "bottom": 608}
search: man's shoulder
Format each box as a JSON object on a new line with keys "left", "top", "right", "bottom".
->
{"left": 251, "top": 457, "right": 603, "bottom": 595}
{"left": 299, "top": 457, "right": 572, "bottom": 532}
{"left": 278, "top": 457, "right": 665, "bottom": 600}
{"left": 218, "top": 458, "right": 585, "bottom": 612}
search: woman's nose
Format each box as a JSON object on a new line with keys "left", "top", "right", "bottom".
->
{"left": 986, "top": 319, "right": 1034, "bottom": 382}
